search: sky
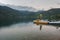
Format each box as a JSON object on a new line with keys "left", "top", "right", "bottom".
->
{"left": 0, "top": 0, "right": 60, "bottom": 10}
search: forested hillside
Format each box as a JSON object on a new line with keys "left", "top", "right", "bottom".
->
{"left": 0, "top": 6, "right": 60, "bottom": 26}
{"left": 41, "top": 8, "right": 60, "bottom": 21}
{"left": 0, "top": 6, "right": 38, "bottom": 26}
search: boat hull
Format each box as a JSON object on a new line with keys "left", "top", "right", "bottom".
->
{"left": 33, "top": 20, "right": 49, "bottom": 25}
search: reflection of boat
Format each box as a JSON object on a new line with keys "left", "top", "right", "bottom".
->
{"left": 33, "top": 19, "right": 49, "bottom": 25}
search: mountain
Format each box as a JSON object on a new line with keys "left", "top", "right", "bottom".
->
{"left": 0, "top": 5, "right": 39, "bottom": 26}
{"left": 7, "top": 5, "right": 37, "bottom": 12}
{"left": 0, "top": 3, "right": 43, "bottom": 12}
{"left": 0, "top": 6, "right": 21, "bottom": 24}
{"left": 41, "top": 8, "right": 60, "bottom": 21}
{"left": 1, "top": 4, "right": 37, "bottom": 12}
{"left": 0, "top": 5, "right": 60, "bottom": 26}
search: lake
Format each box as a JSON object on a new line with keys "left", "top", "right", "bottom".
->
{"left": 0, "top": 22, "right": 60, "bottom": 40}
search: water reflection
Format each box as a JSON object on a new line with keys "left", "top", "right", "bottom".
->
{"left": 39, "top": 25, "right": 60, "bottom": 31}
{"left": 40, "top": 25, "right": 42, "bottom": 30}
{"left": 56, "top": 27, "right": 59, "bottom": 29}
{"left": 0, "top": 22, "right": 60, "bottom": 40}
{"left": 50, "top": 25, "right": 60, "bottom": 29}
{"left": 34, "top": 22, "right": 60, "bottom": 31}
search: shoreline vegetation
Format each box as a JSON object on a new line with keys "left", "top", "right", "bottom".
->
{"left": 0, "top": 6, "right": 60, "bottom": 26}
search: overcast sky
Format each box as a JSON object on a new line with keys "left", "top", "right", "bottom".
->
{"left": 0, "top": 0, "right": 60, "bottom": 10}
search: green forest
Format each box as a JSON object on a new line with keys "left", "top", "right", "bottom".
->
{"left": 0, "top": 6, "right": 60, "bottom": 26}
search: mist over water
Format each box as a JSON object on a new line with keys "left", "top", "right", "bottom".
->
{"left": 0, "top": 22, "right": 60, "bottom": 40}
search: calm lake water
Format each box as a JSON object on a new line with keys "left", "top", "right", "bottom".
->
{"left": 0, "top": 22, "right": 60, "bottom": 40}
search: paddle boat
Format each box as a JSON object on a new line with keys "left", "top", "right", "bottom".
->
{"left": 33, "top": 19, "right": 49, "bottom": 25}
